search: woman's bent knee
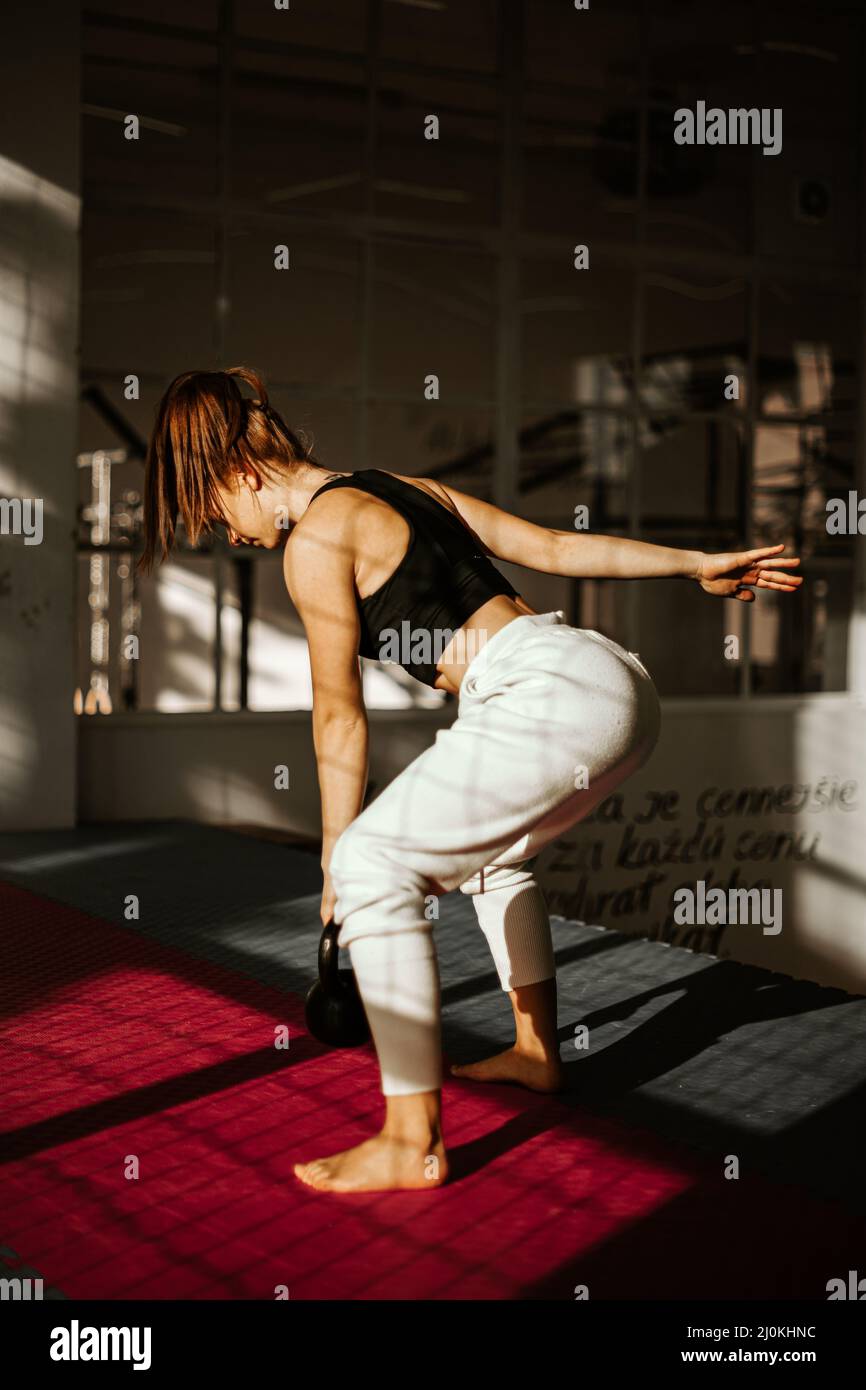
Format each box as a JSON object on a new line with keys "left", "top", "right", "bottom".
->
{"left": 329, "top": 830, "right": 431, "bottom": 948}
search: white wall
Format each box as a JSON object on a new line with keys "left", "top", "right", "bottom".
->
{"left": 77, "top": 707, "right": 452, "bottom": 838}
{"left": 79, "top": 693, "right": 866, "bottom": 994}
{"left": 537, "top": 696, "right": 866, "bottom": 995}
{"left": 0, "top": 1, "right": 80, "bottom": 829}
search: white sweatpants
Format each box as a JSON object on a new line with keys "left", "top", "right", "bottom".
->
{"left": 328, "top": 610, "right": 661, "bottom": 1096}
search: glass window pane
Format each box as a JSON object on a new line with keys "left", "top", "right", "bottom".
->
{"left": 86, "top": 0, "right": 216, "bottom": 27}
{"left": 522, "top": 258, "right": 635, "bottom": 409}
{"left": 229, "top": 234, "right": 362, "bottom": 392}
{"left": 634, "top": 418, "right": 749, "bottom": 697}
{"left": 381, "top": 0, "right": 498, "bottom": 75}
{"left": 751, "top": 417, "right": 856, "bottom": 693}
{"left": 82, "top": 214, "right": 217, "bottom": 374}
{"left": 519, "top": 408, "right": 632, "bottom": 531}
{"left": 523, "top": 89, "right": 638, "bottom": 241}
{"left": 634, "top": 576, "right": 742, "bottom": 698}
{"left": 371, "top": 244, "right": 496, "bottom": 398}
{"left": 374, "top": 73, "right": 499, "bottom": 228}
{"left": 367, "top": 400, "right": 495, "bottom": 482}
{"left": 757, "top": 147, "right": 859, "bottom": 270}
{"left": 758, "top": 278, "right": 858, "bottom": 417}
{"left": 526, "top": 0, "right": 641, "bottom": 89}
{"left": 77, "top": 0, "right": 863, "bottom": 711}
{"left": 641, "top": 416, "right": 747, "bottom": 536}
{"left": 75, "top": 454, "right": 143, "bottom": 715}
{"left": 231, "top": 50, "right": 366, "bottom": 217}
{"left": 755, "top": 4, "right": 861, "bottom": 267}
{"left": 272, "top": 396, "right": 358, "bottom": 469}
{"left": 83, "top": 6, "right": 218, "bottom": 202}
{"left": 643, "top": 106, "right": 752, "bottom": 257}
{"left": 642, "top": 271, "right": 749, "bottom": 415}
{"left": 235, "top": 0, "right": 366, "bottom": 55}
{"left": 137, "top": 555, "right": 217, "bottom": 713}
{"left": 247, "top": 551, "right": 312, "bottom": 711}
{"left": 648, "top": 1, "right": 759, "bottom": 255}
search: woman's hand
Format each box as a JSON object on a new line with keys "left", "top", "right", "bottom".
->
{"left": 320, "top": 868, "right": 338, "bottom": 928}
{"left": 695, "top": 544, "right": 803, "bottom": 602}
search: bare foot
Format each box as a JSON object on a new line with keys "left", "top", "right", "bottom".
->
{"left": 450, "top": 1046, "right": 563, "bottom": 1093}
{"left": 293, "top": 1131, "right": 448, "bottom": 1194}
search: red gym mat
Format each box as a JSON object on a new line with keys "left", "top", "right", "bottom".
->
{"left": 1, "top": 879, "right": 863, "bottom": 1299}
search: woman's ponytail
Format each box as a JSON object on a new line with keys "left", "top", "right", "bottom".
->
{"left": 140, "top": 365, "right": 315, "bottom": 572}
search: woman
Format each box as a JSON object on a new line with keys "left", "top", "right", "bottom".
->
{"left": 142, "top": 366, "right": 803, "bottom": 1195}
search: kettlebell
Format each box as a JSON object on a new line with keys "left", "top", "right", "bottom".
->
{"left": 304, "top": 919, "right": 371, "bottom": 1048}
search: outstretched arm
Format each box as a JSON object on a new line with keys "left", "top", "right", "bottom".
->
{"left": 552, "top": 534, "right": 802, "bottom": 601}
{"left": 438, "top": 481, "right": 802, "bottom": 600}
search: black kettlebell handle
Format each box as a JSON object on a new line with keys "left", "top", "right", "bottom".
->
{"left": 304, "top": 918, "right": 371, "bottom": 1048}
{"left": 318, "top": 917, "right": 340, "bottom": 985}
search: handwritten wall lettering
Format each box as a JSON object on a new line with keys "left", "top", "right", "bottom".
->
{"left": 539, "top": 778, "right": 858, "bottom": 956}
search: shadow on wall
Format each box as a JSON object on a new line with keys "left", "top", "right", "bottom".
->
{"left": 0, "top": 158, "right": 79, "bottom": 829}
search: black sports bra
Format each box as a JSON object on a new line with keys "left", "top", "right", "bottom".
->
{"left": 306, "top": 469, "right": 519, "bottom": 687}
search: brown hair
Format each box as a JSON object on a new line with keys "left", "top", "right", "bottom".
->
{"left": 140, "top": 366, "right": 313, "bottom": 572}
